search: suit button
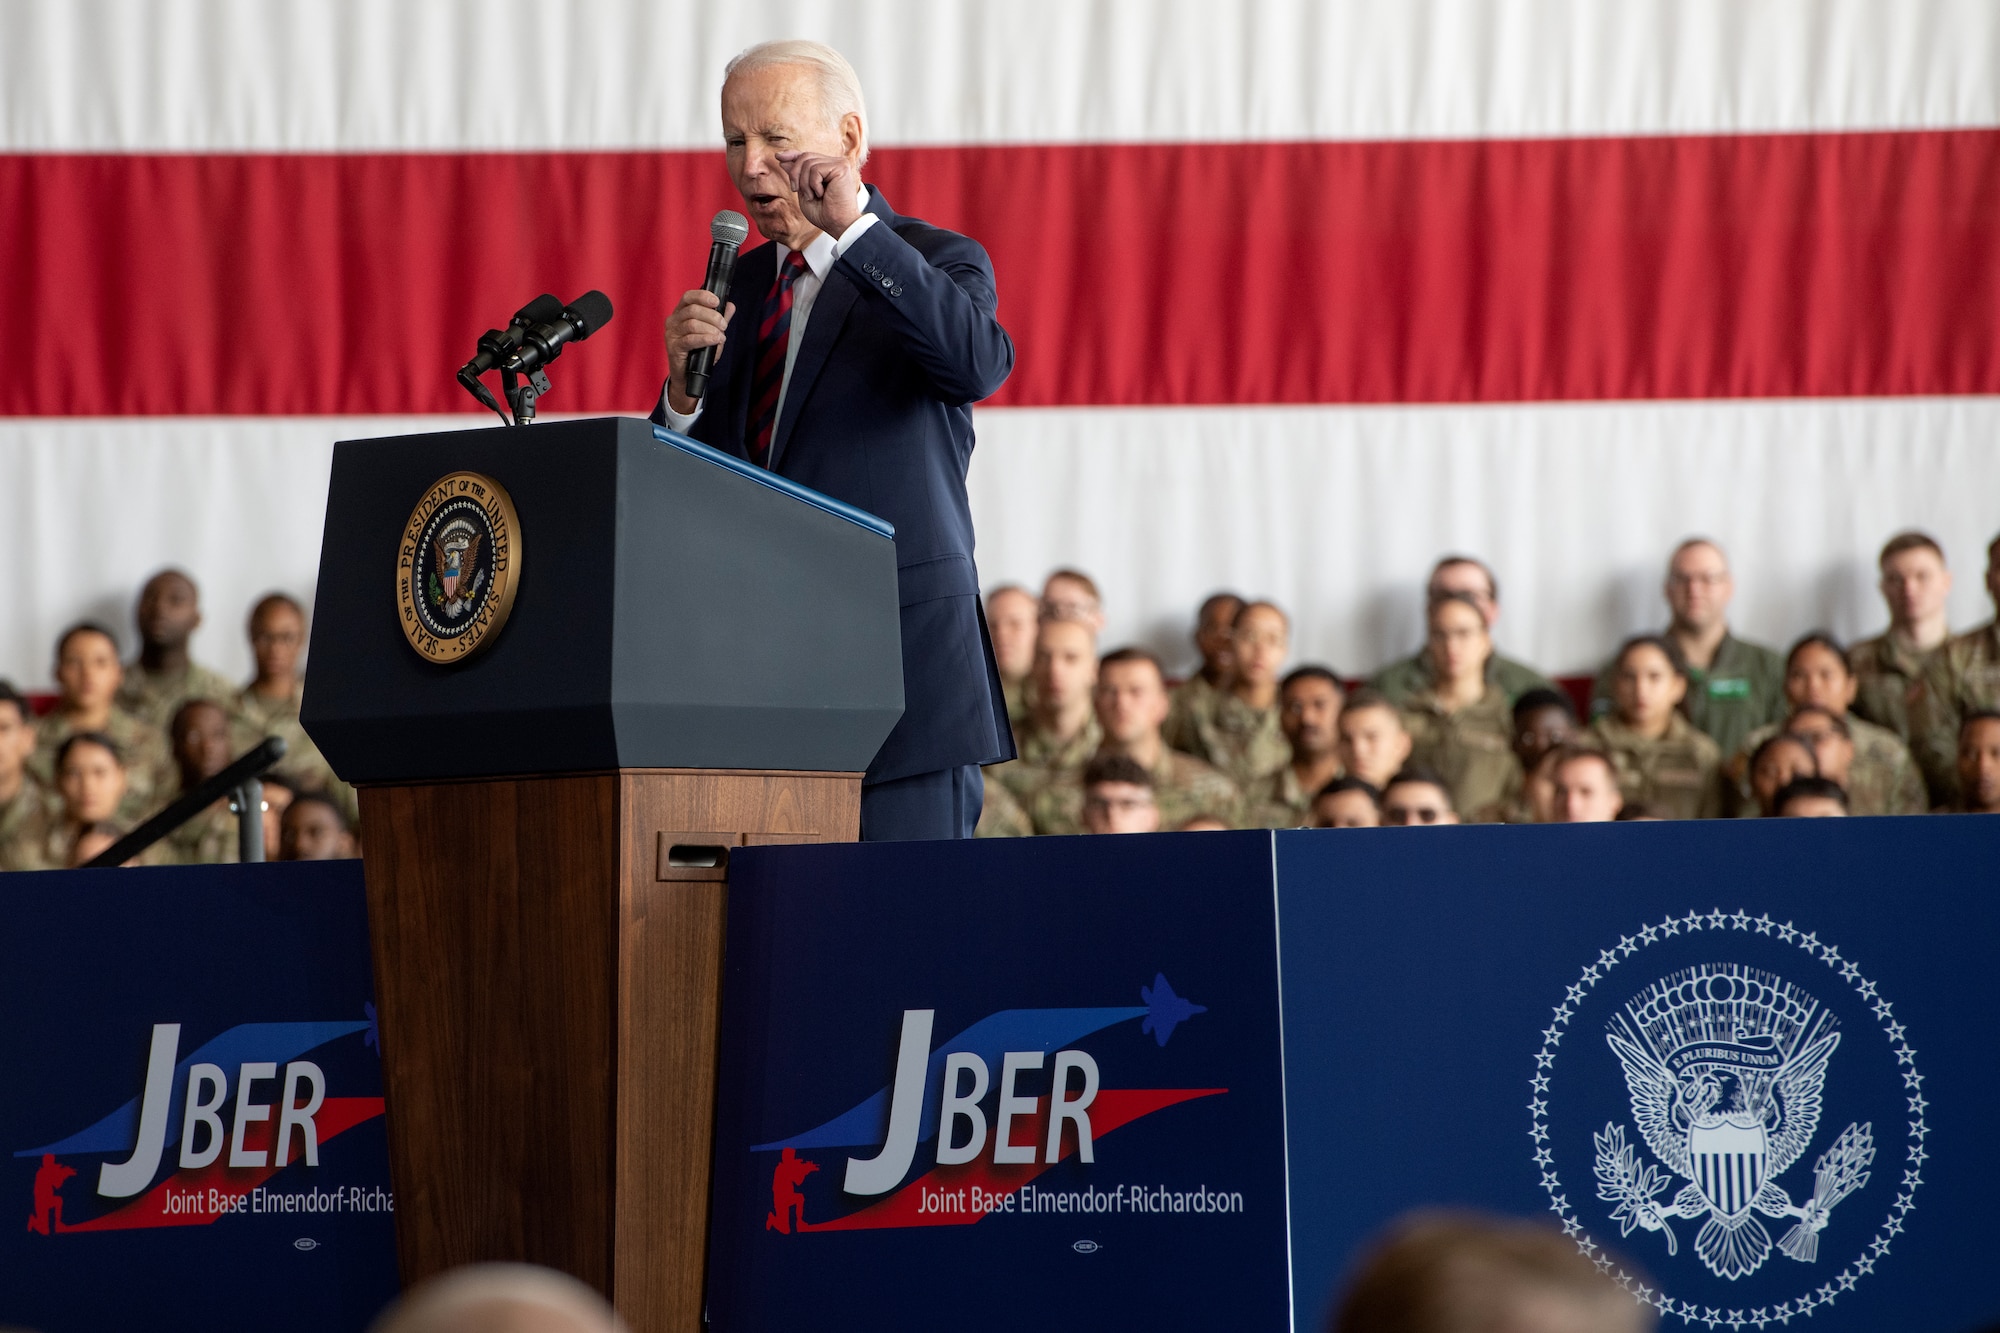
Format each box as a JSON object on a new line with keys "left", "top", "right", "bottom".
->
{"left": 891, "top": 286, "right": 904, "bottom": 297}
{"left": 881, "top": 277, "right": 893, "bottom": 288}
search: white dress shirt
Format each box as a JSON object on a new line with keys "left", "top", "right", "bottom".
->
{"left": 660, "top": 186, "right": 878, "bottom": 441}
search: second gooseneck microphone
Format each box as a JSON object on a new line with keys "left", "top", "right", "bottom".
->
{"left": 685, "top": 210, "right": 751, "bottom": 400}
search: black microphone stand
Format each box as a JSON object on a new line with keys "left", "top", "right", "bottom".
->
{"left": 501, "top": 364, "right": 553, "bottom": 426}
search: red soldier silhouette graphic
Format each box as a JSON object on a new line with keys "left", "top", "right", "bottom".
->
{"left": 765, "top": 1147, "right": 819, "bottom": 1234}
{"left": 27, "top": 1154, "right": 76, "bottom": 1236}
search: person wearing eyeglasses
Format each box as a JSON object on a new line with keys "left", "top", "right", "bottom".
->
{"left": 1079, "top": 753, "right": 1161, "bottom": 835}
{"left": 1379, "top": 766, "right": 1460, "bottom": 827}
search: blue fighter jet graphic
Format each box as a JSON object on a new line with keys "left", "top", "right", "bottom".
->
{"left": 1140, "top": 973, "right": 1208, "bottom": 1047}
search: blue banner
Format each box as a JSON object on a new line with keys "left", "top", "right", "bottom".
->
{"left": 0, "top": 861, "right": 399, "bottom": 1332}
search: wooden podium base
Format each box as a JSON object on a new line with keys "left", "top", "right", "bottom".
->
{"left": 358, "top": 768, "right": 861, "bottom": 1332}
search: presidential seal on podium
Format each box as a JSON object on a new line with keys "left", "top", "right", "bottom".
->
{"left": 396, "top": 470, "right": 521, "bottom": 663}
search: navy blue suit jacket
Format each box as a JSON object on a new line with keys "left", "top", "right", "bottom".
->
{"left": 652, "top": 187, "right": 1018, "bottom": 783}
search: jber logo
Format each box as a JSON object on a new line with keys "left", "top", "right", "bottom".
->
{"left": 19, "top": 1016, "right": 386, "bottom": 1235}
{"left": 756, "top": 974, "right": 1229, "bottom": 1233}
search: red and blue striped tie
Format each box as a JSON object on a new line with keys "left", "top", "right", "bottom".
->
{"left": 749, "top": 249, "right": 810, "bottom": 466}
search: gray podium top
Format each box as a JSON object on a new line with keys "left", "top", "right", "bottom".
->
{"left": 301, "top": 416, "right": 904, "bottom": 783}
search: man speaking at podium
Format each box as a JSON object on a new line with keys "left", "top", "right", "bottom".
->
{"left": 653, "top": 40, "right": 1017, "bottom": 841}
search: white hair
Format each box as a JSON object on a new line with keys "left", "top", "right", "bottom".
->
{"left": 723, "top": 39, "right": 870, "bottom": 165}
{"left": 369, "top": 1263, "right": 628, "bottom": 1333}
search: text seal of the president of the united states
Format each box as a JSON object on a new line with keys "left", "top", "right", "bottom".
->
{"left": 396, "top": 471, "right": 521, "bottom": 664}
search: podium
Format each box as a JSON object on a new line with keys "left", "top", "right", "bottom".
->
{"left": 302, "top": 417, "right": 903, "bottom": 1330}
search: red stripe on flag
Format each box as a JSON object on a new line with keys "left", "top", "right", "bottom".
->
{"left": 5, "top": 130, "right": 1996, "bottom": 416}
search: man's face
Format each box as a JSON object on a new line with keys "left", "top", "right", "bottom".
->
{"left": 1665, "top": 542, "right": 1732, "bottom": 633}
{"left": 1311, "top": 789, "right": 1380, "bottom": 829}
{"left": 1279, "top": 677, "right": 1343, "bottom": 760}
{"left": 1614, "top": 646, "right": 1687, "bottom": 729}
{"left": 137, "top": 572, "right": 201, "bottom": 651}
{"left": 58, "top": 743, "right": 125, "bottom": 824}
{"left": 172, "top": 703, "right": 233, "bottom": 786}
{"left": 1194, "top": 596, "right": 1243, "bottom": 675}
{"left": 985, "top": 589, "right": 1039, "bottom": 681}
{"left": 1553, "top": 756, "right": 1623, "bottom": 822}
{"left": 1338, "top": 705, "right": 1413, "bottom": 788}
{"left": 1032, "top": 620, "right": 1098, "bottom": 711}
{"left": 1095, "top": 660, "right": 1170, "bottom": 746}
{"left": 56, "top": 631, "right": 122, "bottom": 712}
{"left": 1426, "top": 600, "right": 1490, "bottom": 681}
{"left": 1381, "top": 782, "right": 1457, "bottom": 826}
{"left": 1514, "top": 704, "right": 1575, "bottom": 771}
{"left": 282, "top": 803, "right": 353, "bottom": 861}
{"left": 1041, "top": 575, "right": 1103, "bottom": 632}
{"left": 1880, "top": 548, "right": 1951, "bottom": 628}
{"left": 1753, "top": 738, "right": 1819, "bottom": 813}
{"left": 1784, "top": 642, "right": 1857, "bottom": 715}
{"left": 721, "top": 63, "right": 856, "bottom": 247}
{"left": 1429, "top": 561, "right": 1498, "bottom": 627}
{"left": 1231, "top": 606, "right": 1289, "bottom": 689}
{"left": 1082, "top": 781, "right": 1160, "bottom": 834}
{"left": 0, "top": 703, "right": 33, "bottom": 785}
{"left": 251, "top": 603, "right": 305, "bottom": 684}
{"left": 1957, "top": 718, "right": 2000, "bottom": 813}
{"left": 1786, "top": 715, "right": 1854, "bottom": 786}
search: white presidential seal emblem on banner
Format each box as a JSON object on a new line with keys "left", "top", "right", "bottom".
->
{"left": 1529, "top": 910, "right": 1926, "bottom": 1328}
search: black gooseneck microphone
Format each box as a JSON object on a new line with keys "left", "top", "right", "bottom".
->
{"left": 458, "top": 293, "right": 564, "bottom": 419}
{"left": 502, "top": 290, "right": 615, "bottom": 375}
{"left": 685, "top": 210, "right": 751, "bottom": 399}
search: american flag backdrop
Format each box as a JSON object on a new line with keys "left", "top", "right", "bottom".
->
{"left": 4, "top": 0, "right": 1998, "bottom": 686}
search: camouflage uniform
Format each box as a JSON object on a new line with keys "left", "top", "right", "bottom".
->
{"left": 1371, "top": 652, "right": 1554, "bottom": 708}
{"left": 988, "top": 713, "right": 1103, "bottom": 808}
{"left": 1165, "top": 687, "right": 1288, "bottom": 793}
{"left": 1027, "top": 747, "right": 1242, "bottom": 836}
{"left": 1593, "top": 633, "right": 1785, "bottom": 762}
{"left": 0, "top": 778, "right": 61, "bottom": 872}
{"left": 1161, "top": 673, "right": 1223, "bottom": 754}
{"left": 115, "top": 659, "right": 235, "bottom": 732}
{"left": 1401, "top": 686, "right": 1522, "bottom": 823}
{"left": 1727, "top": 715, "right": 1927, "bottom": 818}
{"left": 1242, "top": 764, "right": 1336, "bottom": 829}
{"left": 1847, "top": 633, "right": 1939, "bottom": 745}
{"left": 1001, "top": 676, "right": 1030, "bottom": 728}
{"left": 1588, "top": 714, "right": 1724, "bottom": 821}
{"left": 162, "top": 797, "right": 242, "bottom": 866}
{"left": 973, "top": 773, "right": 1033, "bottom": 838}
{"left": 30, "top": 708, "right": 174, "bottom": 822}
{"left": 232, "top": 682, "right": 358, "bottom": 825}
{"left": 1909, "top": 621, "right": 2000, "bottom": 807}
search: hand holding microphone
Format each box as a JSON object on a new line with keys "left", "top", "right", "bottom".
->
{"left": 664, "top": 210, "right": 749, "bottom": 414}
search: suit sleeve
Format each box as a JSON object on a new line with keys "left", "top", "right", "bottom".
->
{"left": 836, "top": 224, "right": 1016, "bottom": 405}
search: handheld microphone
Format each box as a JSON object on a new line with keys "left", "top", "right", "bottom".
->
{"left": 685, "top": 210, "right": 750, "bottom": 400}
{"left": 458, "top": 294, "right": 564, "bottom": 417}
{"left": 502, "top": 290, "right": 615, "bottom": 375}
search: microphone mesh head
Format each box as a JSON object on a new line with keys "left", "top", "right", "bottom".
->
{"left": 711, "top": 210, "right": 751, "bottom": 246}
{"left": 569, "top": 290, "right": 614, "bottom": 336}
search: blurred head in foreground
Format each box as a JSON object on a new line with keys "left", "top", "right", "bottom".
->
{"left": 1330, "top": 1210, "right": 1653, "bottom": 1333}
{"left": 370, "top": 1263, "right": 627, "bottom": 1333}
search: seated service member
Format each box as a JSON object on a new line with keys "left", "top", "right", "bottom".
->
{"left": 1040, "top": 569, "right": 1105, "bottom": 635}
{"left": 1948, "top": 711, "right": 2000, "bottom": 814}
{"left": 1851, "top": 531, "right": 1953, "bottom": 743}
{"left": 1727, "top": 633, "right": 1926, "bottom": 817}
{"left": 1028, "top": 648, "right": 1238, "bottom": 836}
{"left": 1169, "top": 600, "right": 1292, "bottom": 791}
{"left": 116, "top": 569, "right": 235, "bottom": 731}
{"left": 0, "top": 683, "right": 60, "bottom": 871}
{"left": 1594, "top": 539, "right": 1785, "bottom": 760}
{"left": 163, "top": 700, "right": 240, "bottom": 865}
{"left": 1311, "top": 776, "right": 1383, "bottom": 829}
{"left": 1246, "top": 666, "right": 1345, "bottom": 827}
{"left": 233, "top": 593, "right": 356, "bottom": 824}
{"left": 971, "top": 775, "right": 1032, "bottom": 837}
{"left": 1164, "top": 592, "right": 1243, "bottom": 744}
{"left": 1380, "top": 766, "right": 1460, "bottom": 827}
{"left": 983, "top": 585, "right": 1040, "bottom": 725}
{"left": 1371, "top": 556, "right": 1555, "bottom": 707}
{"left": 50, "top": 733, "right": 159, "bottom": 868}
{"left": 1550, "top": 746, "right": 1625, "bottom": 823}
{"left": 1397, "top": 593, "right": 1521, "bottom": 821}
{"left": 1774, "top": 776, "right": 1851, "bottom": 818}
{"left": 33, "top": 623, "right": 172, "bottom": 818}
{"left": 655, "top": 40, "right": 1016, "bottom": 841}
{"left": 1485, "top": 687, "right": 1578, "bottom": 823}
{"left": 1336, "top": 688, "right": 1414, "bottom": 794}
{"left": 1078, "top": 753, "right": 1161, "bottom": 835}
{"left": 989, "top": 616, "right": 1099, "bottom": 804}
{"left": 1589, "top": 635, "right": 1723, "bottom": 820}
{"left": 280, "top": 793, "right": 359, "bottom": 861}
{"left": 1746, "top": 733, "right": 1820, "bottom": 818}
{"left": 1784, "top": 706, "right": 1857, "bottom": 794}
{"left": 1911, "top": 531, "right": 2000, "bottom": 806}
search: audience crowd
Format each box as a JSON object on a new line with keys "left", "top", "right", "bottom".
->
{"left": 978, "top": 531, "right": 2000, "bottom": 837}
{"left": 0, "top": 571, "right": 358, "bottom": 870}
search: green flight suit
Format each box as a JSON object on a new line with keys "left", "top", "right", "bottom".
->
{"left": 1371, "top": 652, "right": 1554, "bottom": 708}
{"left": 1401, "top": 685, "right": 1522, "bottom": 822}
